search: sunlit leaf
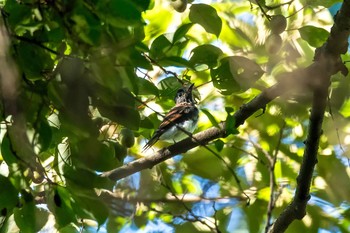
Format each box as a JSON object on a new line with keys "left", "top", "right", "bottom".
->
{"left": 201, "top": 108, "right": 219, "bottom": 127}
{"left": 14, "top": 202, "right": 35, "bottom": 232}
{"left": 183, "top": 148, "right": 224, "bottom": 180}
{"left": 307, "top": 0, "right": 342, "bottom": 7}
{"left": 299, "top": 26, "right": 329, "bottom": 48}
{"left": 339, "top": 98, "right": 350, "bottom": 118}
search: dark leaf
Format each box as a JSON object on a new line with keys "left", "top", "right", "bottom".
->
{"left": 211, "top": 56, "right": 264, "bottom": 94}
{"left": 16, "top": 41, "right": 54, "bottom": 80}
{"left": 150, "top": 35, "right": 172, "bottom": 59}
{"left": 173, "top": 23, "right": 194, "bottom": 43}
{"left": 157, "top": 76, "right": 182, "bottom": 99}
{"left": 214, "top": 139, "right": 225, "bottom": 152}
{"left": 190, "top": 44, "right": 223, "bottom": 68}
{"left": 0, "top": 175, "right": 18, "bottom": 212}
{"left": 75, "top": 139, "right": 121, "bottom": 171}
{"left": 158, "top": 56, "right": 191, "bottom": 68}
{"left": 137, "top": 78, "right": 159, "bottom": 96}
{"left": 0, "top": 135, "right": 18, "bottom": 164}
{"left": 189, "top": 4, "right": 222, "bottom": 37}
{"left": 226, "top": 113, "right": 238, "bottom": 136}
{"left": 98, "top": 105, "right": 140, "bottom": 130}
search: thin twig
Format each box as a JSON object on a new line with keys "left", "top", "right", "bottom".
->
{"left": 264, "top": 121, "right": 286, "bottom": 233}
{"left": 265, "top": 0, "right": 294, "bottom": 10}
{"left": 230, "top": 143, "right": 267, "bottom": 166}
{"left": 254, "top": 0, "right": 271, "bottom": 20}
{"left": 160, "top": 181, "right": 217, "bottom": 232}
{"left": 143, "top": 53, "right": 181, "bottom": 80}
{"left": 13, "top": 35, "right": 59, "bottom": 55}
{"left": 212, "top": 201, "right": 222, "bottom": 233}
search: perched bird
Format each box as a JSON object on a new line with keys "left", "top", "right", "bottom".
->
{"left": 143, "top": 83, "right": 199, "bottom": 151}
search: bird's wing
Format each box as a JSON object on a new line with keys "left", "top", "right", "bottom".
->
{"left": 158, "top": 103, "right": 192, "bottom": 130}
{"left": 143, "top": 103, "right": 194, "bottom": 151}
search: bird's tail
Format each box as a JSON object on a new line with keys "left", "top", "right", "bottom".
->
{"left": 142, "top": 136, "right": 159, "bottom": 152}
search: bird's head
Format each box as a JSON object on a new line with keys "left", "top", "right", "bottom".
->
{"left": 174, "top": 83, "right": 196, "bottom": 104}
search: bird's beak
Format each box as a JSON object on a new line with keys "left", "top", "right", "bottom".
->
{"left": 187, "top": 83, "right": 195, "bottom": 93}
{"left": 187, "top": 83, "right": 198, "bottom": 104}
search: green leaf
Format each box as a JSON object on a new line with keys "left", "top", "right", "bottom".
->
{"left": 183, "top": 148, "right": 224, "bottom": 180}
{"left": 94, "top": 89, "right": 140, "bottom": 130}
{"left": 225, "top": 107, "right": 234, "bottom": 114}
{"left": 130, "top": 49, "right": 153, "bottom": 70}
{"left": 210, "top": 58, "right": 240, "bottom": 95}
{"left": 339, "top": 98, "right": 350, "bottom": 118}
{"left": 173, "top": 23, "right": 194, "bottom": 43}
{"left": 158, "top": 56, "right": 191, "bottom": 68}
{"left": 137, "top": 78, "right": 159, "bottom": 96}
{"left": 14, "top": 202, "right": 36, "bottom": 232}
{"left": 71, "top": 4, "right": 102, "bottom": 45}
{"left": 47, "top": 187, "right": 77, "bottom": 228}
{"left": 227, "top": 56, "right": 264, "bottom": 90}
{"left": 140, "top": 116, "right": 155, "bottom": 129}
{"left": 34, "top": 207, "right": 49, "bottom": 232}
{"left": 226, "top": 113, "right": 238, "bottom": 136}
{"left": 190, "top": 44, "right": 223, "bottom": 68}
{"left": 73, "top": 196, "right": 109, "bottom": 226}
{"left": 0, "top": 175, "right": 18, "bottom": 212}
{"left": 100, "top": 105, "right": 140, "bottom": 130}
{"left": 96, "top": 0, "right": 146, "bottom": 27}
{"left": 157, "top": 76, "right": 183, "bottom": 99}
{"left": 211, "top": 56, "right": 264, "bottom": 94}
{"left": 13, "top": 195, "right": 49, "bottom": 232}
{"left": 3, "top": 1, "right": 33, "bottom": 32}
{"left": 214, "top": 139, "right": 225, "bottom": 152}
{"left": 299, "top": 26, "right": 329, "bottom": 48}
{"left": 1, "top": 135, "right": 18, "bottom": 164}
{"left": 307, "top": 0, "right": 342, "bottom": 7}
{"left": 150, "top": 34, "right": 172, "bottom": 59}
{"left": 189, "top": 4, "right": 222, "bottom": 37}
{"left": 75, "top": 139, "right": 121, "bottom": 172}
{"left": 37, "top": 120, "right": 52, "bottom": 152}
{"left": 16, "top": 41, "right": 54, "bottom": 80}
{"left": 64, "top": 165, "right": 114, "bottom": 190}
{"left": 201, "top": 108, "right": 219, "bottom": 128}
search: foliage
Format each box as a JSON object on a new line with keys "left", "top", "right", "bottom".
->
{"left": 0, "top": 0, "right": 349, "bottom": 232}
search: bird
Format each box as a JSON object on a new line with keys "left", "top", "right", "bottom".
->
{"left": 143, "top": 83, "right": 199, "bottom": 151}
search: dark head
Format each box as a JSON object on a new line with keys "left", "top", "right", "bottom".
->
{"left": 174, "top": 83, "right": 195, "bottom": 104}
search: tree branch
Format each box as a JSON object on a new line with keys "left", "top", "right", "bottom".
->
{"left": 269, "top": 0, "right": 350, "bottom": 232}
{"left": 102, "top": 12, "right": 350, "bottom": 233}
{"left": 0, "top": 15, "right": 46, "bottom": 181}
{"left": 101, "top": 61, "right": 334, "bottom": 181}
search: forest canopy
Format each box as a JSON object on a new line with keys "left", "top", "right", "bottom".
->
{"left": 0, "top": 0, "right": 349, "bottom": 232}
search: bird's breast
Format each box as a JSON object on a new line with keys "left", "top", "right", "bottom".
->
{"left": 159, "top": 118, "right": 198, "bottom": 142}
